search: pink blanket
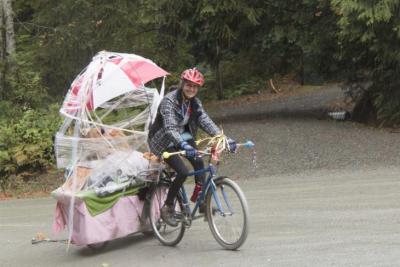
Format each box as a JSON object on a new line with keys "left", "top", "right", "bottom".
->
{"left": 52, "top": 194, "right": 157, "bottom": 245}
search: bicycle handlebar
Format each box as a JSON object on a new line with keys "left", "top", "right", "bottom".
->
{"left": 162, "top": 140, "right": 255, "bottom": 159}
{"left": 162, "top": 150, "right": 186, "bottom": 159}
{"left": 240, "top": 140, "right": 255, "bottom": 148}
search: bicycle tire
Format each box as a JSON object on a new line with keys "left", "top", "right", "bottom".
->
{"left": 148, "top": 184, "right": 185, "bottom": 246}
{"left": 206, "top": 177, "right": 249, "bottom": 250}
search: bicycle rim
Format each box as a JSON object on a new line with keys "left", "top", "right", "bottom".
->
{"left": 148, "top": 185, "right": 185, "bottom": 246}
{"left": 206, "top": 178, "right": 249, "bottom": 250}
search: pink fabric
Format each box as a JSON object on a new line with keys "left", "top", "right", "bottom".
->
{"left": 52, "top": 202, "right": 67, "bottom": 233}
{"left": 69, "top": 74, "right": 94, "bottom": 110}
{"left": 52, "top": 194, "right": 159, "bottom": 245}
{"left": 64, "top": 53, "right": 169, "bottom": 112}
{"left": 121, "top": 61, "right": 169, "bottom": 87}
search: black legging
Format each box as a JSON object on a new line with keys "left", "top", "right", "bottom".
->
{"left": 163, "top": 139, "right": 205, "bottom": 206}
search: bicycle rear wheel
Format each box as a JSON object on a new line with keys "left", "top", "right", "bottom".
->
{"left": 206, "top": 177, "right": 249, "bottom": 250}
{"left": 148, "top": 184, "right": 185, "bottom": 246}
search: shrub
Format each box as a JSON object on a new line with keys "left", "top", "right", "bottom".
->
{"left": 0, "top": 105, "right": 62, "bottom": 192}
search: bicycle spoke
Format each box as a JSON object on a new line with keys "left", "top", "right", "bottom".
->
{"left": 221, "top": 185, "right": 234, "bottom": 214}
{"left": 207, "top": 178, "right": 249, "bottom": 250}
{"left": 148, "top": 185, "right": 186, "bottom": 246}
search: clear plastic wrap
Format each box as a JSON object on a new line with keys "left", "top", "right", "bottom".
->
{"left": 51, "top": 51, "right": 167, "bottom": 247}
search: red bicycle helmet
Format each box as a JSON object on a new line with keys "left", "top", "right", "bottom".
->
{"left": 181, "top": 68, "right": 204, "bottom": 86}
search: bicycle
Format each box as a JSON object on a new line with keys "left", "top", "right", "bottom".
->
{"left": 145, "top": 140, "right": 254, "bottom": 250}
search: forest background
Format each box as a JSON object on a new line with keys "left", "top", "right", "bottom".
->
{"left": 0, "top": 0, "right": 399, "bottom": 194}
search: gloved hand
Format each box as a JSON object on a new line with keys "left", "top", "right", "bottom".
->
{"left": 227, "top": 138, "right": 237, "bottom": 153}
{"left": 180, "top": 141, "right": 196, "bottom": 158}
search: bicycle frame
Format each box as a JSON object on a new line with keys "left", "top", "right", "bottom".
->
{"left": 152, "top": 141, "right": 252, "bottom": 249}
{"left": 179, "top": 163, "right": 230, "bottom": 220}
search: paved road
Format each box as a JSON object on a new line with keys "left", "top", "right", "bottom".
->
{"left": 2, "top": 166, "right": 400, "bottom": 267}
{"left": 2, "top": 85, "right": 400, "bottom": 266}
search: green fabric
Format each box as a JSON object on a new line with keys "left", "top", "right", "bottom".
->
{"left": 76, "top": 184, "right": 146, "bottom": 216}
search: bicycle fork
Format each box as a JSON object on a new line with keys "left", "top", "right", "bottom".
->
{"left": 209, "top": 179, "right": 235, "bottom": 217}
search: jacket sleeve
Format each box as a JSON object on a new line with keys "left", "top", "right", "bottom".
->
{"left": 159, "top": 98, "right": 184, "bottom": 147}
{"left": 195, "top": 99, "right": 221, "bottom": 136}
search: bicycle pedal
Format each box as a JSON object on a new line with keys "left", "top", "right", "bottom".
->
{"left": 184, "top": 221, "right": 192, "bottom": 228}
{"left": 181, "top": 217, "right": 191, "bottom": 227}
{"left": 174, "top": 213, "right": 191, "bottom": 227}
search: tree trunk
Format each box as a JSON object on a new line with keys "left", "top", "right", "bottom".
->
{"left": 0, "top": 0, "right": 15, "bottom": 96}
{"left": 299, "top": 50, "right": 304, "bottom": 85}
{"left": 0, "top": 0, "right": 4, "bottom": 95}
{"left": 215, "top": 42, "right": 223, "bottom": 100}
{"left": 352, "top": 89, "right": 377, "bottom": 124}
{"left": 3, "top": 0, "right": 15, "bottom": 59}
{"left": 215, "top": 61, "right": 224, "bottom": 100}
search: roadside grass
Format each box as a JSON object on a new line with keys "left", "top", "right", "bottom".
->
{"left": 0, "top": 169, "right": 64, "bottom": 200}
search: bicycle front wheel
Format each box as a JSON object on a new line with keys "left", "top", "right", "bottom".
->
{"left": 206, "top": 177, "right": 249, "bottom": 250}
{"left": 148, "top": 184, "right": 185, "bottom": 246}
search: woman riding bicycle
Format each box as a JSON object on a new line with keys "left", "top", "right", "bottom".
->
{"left": 148, "top": 68, "right": 236, "bottom": 226}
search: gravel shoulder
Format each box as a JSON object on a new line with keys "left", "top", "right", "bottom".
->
{"left": 207, "top": 83, "right": 344, "bottom": 122}
{"left": 207, "top": 83, "right": 400, "bottom": 179}
{"left": 218, "top": 116, "right": 400, "bottom": 180}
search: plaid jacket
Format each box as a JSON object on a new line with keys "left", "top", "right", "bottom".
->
{"left": 148, "top": 89, "right": 220, "bottom": 157}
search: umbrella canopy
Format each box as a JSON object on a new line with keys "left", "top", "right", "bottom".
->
{"left": 63, "top": 51, "right": 169, "bottom": 112}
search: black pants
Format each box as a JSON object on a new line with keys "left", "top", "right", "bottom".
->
{"left": 164, "top": 139, "right": 205, "bottom": 206}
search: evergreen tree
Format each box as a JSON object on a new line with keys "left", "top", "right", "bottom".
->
{"left": 332, "top": 0, "right": 400, "bottom": 125}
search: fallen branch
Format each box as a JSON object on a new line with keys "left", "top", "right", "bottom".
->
{"left": 269, "top": 79, "right": 280, "bottom": 94}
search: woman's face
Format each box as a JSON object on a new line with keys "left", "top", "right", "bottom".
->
{"left": 182, "top": 81, "right": 199, "bottom": 99}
